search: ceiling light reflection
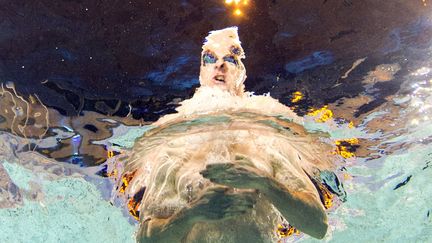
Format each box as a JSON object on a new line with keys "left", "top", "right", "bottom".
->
{"left": 224, "top": 0, "right": 250, "bottom": 17}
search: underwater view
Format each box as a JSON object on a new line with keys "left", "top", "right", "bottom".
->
{"left": 1, "top": 1, "right": 432, "bottom": 242}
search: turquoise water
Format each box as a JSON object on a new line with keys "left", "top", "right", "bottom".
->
{"left": 0, "top": 160, "right": 136, "bottom": 243}
{"left": 300, "top": 119, "right": 432, "bottom": 242}
{"left": 328, "top": 145, "right": 432, "bottom": 242}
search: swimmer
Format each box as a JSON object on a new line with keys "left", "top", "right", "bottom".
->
{"left": 198, "top": 27, "right": 246, "bottom": 96}
{"left": 117, "top": 27, "right": 333, "bottom": 242}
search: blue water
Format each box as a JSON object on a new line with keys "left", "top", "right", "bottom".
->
{"left": 285, "top": 51, "right": 334, "bottom": 74}
{"left": 301, "top": 117, "right": 432, "bottom": 242}
{"left": 0, "top": 155, "right": 136, "bottom": 243}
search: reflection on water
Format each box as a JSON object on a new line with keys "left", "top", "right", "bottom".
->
{"left": 0, "top": 132, "right": 135, "bottom": 242}
{"left": 2, "top": 61, "right": 432, "bottom": 241}
{"left": 0, "top": 67, "right": 432, "bottom": 242}
{"left": 0, "top": 82, "right": 143, "bottom": 166}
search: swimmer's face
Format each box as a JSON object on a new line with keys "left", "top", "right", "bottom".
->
{"left": 199, "top": 42, "right": 243, "bottom": 94}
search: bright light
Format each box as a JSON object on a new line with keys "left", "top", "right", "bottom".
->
{"left": 224, "top": 0, "right": 250, "bottom": 17}
{"left": 412, "top": 67, "right": 431, "bottom": 76}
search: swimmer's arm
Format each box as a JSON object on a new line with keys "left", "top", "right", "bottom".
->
{"left": 260, "top": 179, "right": 327, "bottom": 239}
{"left": 138, "top": 210, "right": 196, "bottom": 242}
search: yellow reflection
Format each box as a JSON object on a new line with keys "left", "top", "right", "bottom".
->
{"left": 119, "top": 170, "right": 136, "bottom": 193}
{"left": 334, "top": 138, "right": 359, "bottom": 159}
{"left": 291, "top": 91, "right": 303, "bottom": 103}
{"left": 107, "top": 150, "right": 115, "bottom": 158}
{"left": 307, "top": 105, "right": 333, "bottom": 122}
{"left": 318, "top": 184, "right": 334, "bottom": 209}
{"left": 128, "top": 198, "right": 140, "bottom": 221}
{"left": 276, "top": 223, "right": 300, "bottom": 238}
{"left": 108, "top": 168, "right": 118, "bottom": 178}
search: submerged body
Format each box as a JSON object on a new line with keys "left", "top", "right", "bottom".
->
{"left": 113, "top": 27, "right": 335, "bottom": 242}
{"left": 117, "top": 87, "right": 334, "bottom": 242}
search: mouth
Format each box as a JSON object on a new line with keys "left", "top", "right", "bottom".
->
{"left": 213, "top": 75, "right": 225, "bottom": 84}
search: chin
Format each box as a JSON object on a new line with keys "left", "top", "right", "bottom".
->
{"left": 210, "top": 82, "right": 228, "bottom": 90}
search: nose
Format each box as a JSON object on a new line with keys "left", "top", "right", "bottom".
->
{"left": 215, "top": 59, "right": 227, "bottom": 72}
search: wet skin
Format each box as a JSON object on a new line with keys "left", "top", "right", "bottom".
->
{"left": 199, "top": 44, "right": 243, "bottom": 94}
{"left": 200, "top": 163, "right": 328, "bottom": 239}
{"left": 139, "top": 163, "right": 327, "bottom": 241}
{"left": 138, "top": 187, "right": 257, "bottom": 242}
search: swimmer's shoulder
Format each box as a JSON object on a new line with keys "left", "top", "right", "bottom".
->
{"left": 244, "top": 93, "right": 303, "bottom": 124}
